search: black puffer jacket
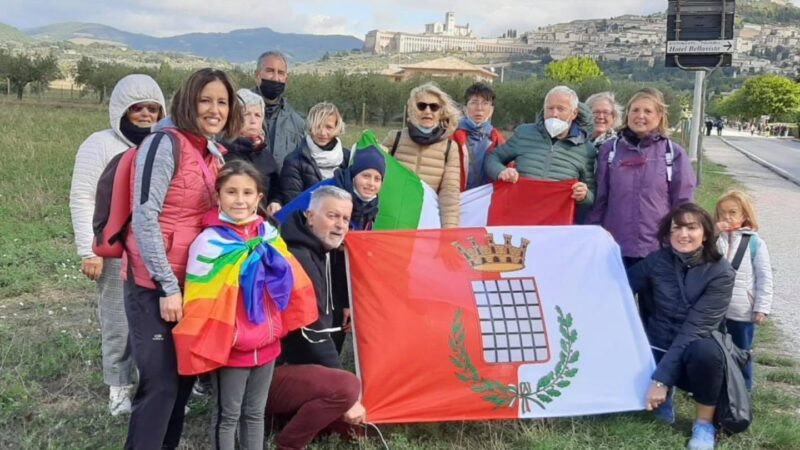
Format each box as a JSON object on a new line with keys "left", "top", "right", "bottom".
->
{"left": 221, "top": 137, "right": 281, "bottom": 206}
{"left": 278, "top": 138, "right": 350, "bottom": 205}
{"left": 279, "top": 210, "right": 342, "bottom": 369}
{"left": 628, "top": 248, "right": 734, "bottom": 386}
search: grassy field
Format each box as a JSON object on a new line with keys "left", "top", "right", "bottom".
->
{"left": 1, "top": 99, "right": 799, "bottom": 449}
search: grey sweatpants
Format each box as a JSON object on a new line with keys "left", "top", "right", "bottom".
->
{"left": 97, "top": 258, "right": 135, "bottom": 386}
{"left": 211, "top": 362, "right": 276, "bottom": 450}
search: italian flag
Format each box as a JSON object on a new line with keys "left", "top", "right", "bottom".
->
{"left": 350, "top": 131, "right": 576, "bottom": 230}
{"left": 345, "top": 226, "right": 655, "bottom": 423}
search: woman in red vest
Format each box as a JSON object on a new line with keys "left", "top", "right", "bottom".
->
{"left": 121, "top": 68, "right": 243, "bottom": 450}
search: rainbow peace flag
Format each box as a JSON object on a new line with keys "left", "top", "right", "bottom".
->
{"left": 173, "top": 221, "right": 317, "bottom": 375}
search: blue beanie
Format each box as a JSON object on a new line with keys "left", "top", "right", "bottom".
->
{"left": 350, "top": 145, "right": 386, "bottom": 178}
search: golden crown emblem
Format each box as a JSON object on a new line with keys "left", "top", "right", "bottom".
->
{"left": 452, "top": 234, "right": 529, "bottom": 272}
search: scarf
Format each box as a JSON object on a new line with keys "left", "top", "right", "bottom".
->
{"left": 672, "top": 247, "right": 704, "bottom": 269}
{"left": 306, "top": 135, "right": 343, "bottom": 179}
{"left": 458, "top": 117, "right": 494, "bottom": 189}
{"left": 407, "top": 123, "right": 447, "bottom": 146}
{"left": 119, "top": 116, "right": 152, "bottom": 146}
{"left": 333, "top": 168, "right": 379, "bottom": 230}
{"left": 592, "top": 129, "right": 617, "bottom": 148}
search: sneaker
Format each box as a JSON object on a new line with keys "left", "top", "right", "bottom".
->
{"left": 192, "top": 376, "right": 212, "bottom": 397}
{"left": 654, "top": 388, "right": 675, "bottom": 424}
{"left": 687, "top": 420, "right": 716, "bottom": 450}
{"left": 109, "top": 385, "right": 133, "bottom": 416}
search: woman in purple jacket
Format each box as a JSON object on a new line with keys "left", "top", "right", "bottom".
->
{"left": 587, "top": 87, "right": 696, "bottom": 269}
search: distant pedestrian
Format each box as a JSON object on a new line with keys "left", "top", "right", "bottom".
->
{"left": 715, "top": 119, "right": 724, "bottom": 136}
{"left": 715, "top": 190, "right": 774, "bottom": 391}
{"left": 69, "top": 74, "right": 166, "bottom": 417}
{"left": 705, "top": 119, "right": 713, "bottom": 136}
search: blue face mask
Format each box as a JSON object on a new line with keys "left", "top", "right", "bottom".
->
{"left": 219, "top": 211, "right": 260, "bottom": 226}
{"left": 414, "top": 123, "right": 438, "bottom": 134}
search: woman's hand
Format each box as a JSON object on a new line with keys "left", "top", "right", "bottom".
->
{"left": 342, "top": 401, "right": 366, "bottom": 424}
{"left": 80, "top": 257, "right": 104, "bottom": 281}
{"left": 753, "top": 312, "right": 767, "bottom": 324}
{"left": 645, "top": 382, "right": 669, "bottom": 411}
{"left": 497, "top": 167, "right": 519, "bottom": 184}
{"left": 266, "top": 202, "right": 282, "bottom": 216}
{"left": 160, "top": 293, "right": 184, "bottom": 322}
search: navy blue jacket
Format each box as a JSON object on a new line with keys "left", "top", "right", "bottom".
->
{"left": 628, "top": 248, "right": 735, "bottom": 386}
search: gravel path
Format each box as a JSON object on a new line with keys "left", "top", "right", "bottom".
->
{"left": 704, "top": 135, "right": 800, "bottom": 354}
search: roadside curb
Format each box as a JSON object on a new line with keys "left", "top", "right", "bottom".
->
{"left": 716, "top": 136, "right": 800, "bottom": 188}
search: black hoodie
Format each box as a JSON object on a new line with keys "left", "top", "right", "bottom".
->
{"left": 279, "top": 210, "right": 342, "bottom": 369}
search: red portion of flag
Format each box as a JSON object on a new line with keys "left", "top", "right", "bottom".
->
{"left": 487, "top": 178, "right": 575, "bottom": 226}
{"left": 347, "top": 229, "right": 527, "bottom": 423}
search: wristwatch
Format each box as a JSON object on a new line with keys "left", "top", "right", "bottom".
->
{"left": 652, "top": 380, "right": 667, "bottom": 389}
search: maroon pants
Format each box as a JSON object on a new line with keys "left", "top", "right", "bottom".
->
{"left": 266, "top": 364, "right": 360, "bottom": 450}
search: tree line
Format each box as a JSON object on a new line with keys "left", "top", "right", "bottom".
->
{"left": 708, "top": 74, "right": 800, "bottom": 122}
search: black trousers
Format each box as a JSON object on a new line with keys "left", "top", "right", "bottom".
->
{"left": 653, "top": 337, "right": 725, "bottom": 406}
{"left": 123, "top": 280, "right": 195, "bottom": 450}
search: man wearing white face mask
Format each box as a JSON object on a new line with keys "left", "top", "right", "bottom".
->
{"left": 484, "top": 85, "right": 596, "bottom": 222}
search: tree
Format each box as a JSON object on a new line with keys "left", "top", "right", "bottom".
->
{"left": 74, "top": 57, "right": 131, "bottom": 103}
{"left": 0, "top": 51, "right": 60, "bottom": 100}
{"left": 545, "top": 56, "right": 603, "bottom": 84}
{"left": 738, "top": 75, "right": 800, "bottom": 121}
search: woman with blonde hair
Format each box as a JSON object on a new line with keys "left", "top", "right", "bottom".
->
{"left": 588, "top": 87, "right": 696, "bottom": 270}
{"left": 383, "top": 82, "right": 463, "bottom": 227}
{"left": 279, "top": 101, "right": 349, "bottom": 204}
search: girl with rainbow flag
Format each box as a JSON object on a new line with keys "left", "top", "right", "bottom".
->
{"left": 173, "top": 160, "right": 316, "bottom": 450}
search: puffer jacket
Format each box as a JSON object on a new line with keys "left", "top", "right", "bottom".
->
{"left": 627, "top": 248, "right": 735, "bottom": 386}
{"left": 278, "top": 137, "right": 350, "bottom": 205}
{"left": 716, "top": 228, "right": 773, "bottom": 321}
{"left": 69, "top": 75, "right": 165, "bottom": 259}
{"left": 484, "top": 102, "right": 596, "bottom": 207}
{"left": 382, "top": 129, "right": 462, "bottom": 228}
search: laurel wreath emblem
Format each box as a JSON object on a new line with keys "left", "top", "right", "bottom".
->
{"left": 449, "top": 305, "right": 579, "bottom": 412}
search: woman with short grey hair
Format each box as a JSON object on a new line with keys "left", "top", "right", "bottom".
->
{"left": 586, "top": 91, "right": 623, "bottom": 147}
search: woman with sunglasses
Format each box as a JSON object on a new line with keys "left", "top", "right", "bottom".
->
{"left": 69, "top": 74, "right": 166, "bottom": 417}
{"left": 383, "top": 82, "right": 463, "bottom": 228}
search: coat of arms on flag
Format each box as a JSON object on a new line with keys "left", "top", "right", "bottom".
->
{"left": 345, "top": 226, "right": 655, "bottom": 424}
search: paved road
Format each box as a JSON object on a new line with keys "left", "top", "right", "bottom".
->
{"left": 704, "top": 136, "right": 800, "bottom": 355}
{"left": 719, "top": 133, "right": 800, "bottom": 184}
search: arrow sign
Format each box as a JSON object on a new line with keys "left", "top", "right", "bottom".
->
{"left": 667, "top": 40, "right": 735, "bottom": 54}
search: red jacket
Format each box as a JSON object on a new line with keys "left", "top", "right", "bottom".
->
{"left": 123, "top": 128, "right": 224, "bottom": 290}
{"left": 450, "top": 127, "right": 506, "bottom": 191}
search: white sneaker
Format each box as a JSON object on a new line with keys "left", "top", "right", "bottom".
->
{"left": 109, "top": 385, "right": 133, "bottom": 416}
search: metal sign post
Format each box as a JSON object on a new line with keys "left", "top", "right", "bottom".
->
{"left": 666, "top": 0, "right": 735, "bottom": 186}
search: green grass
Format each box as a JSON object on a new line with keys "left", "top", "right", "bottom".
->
{"left": 1, "top": 101, "right": 799, "bottom": 449}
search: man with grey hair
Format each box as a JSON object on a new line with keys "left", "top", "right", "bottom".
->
{"left": 280, "top": 185, "right": 353, "bottom": 368}
{"left": 253, "top": 51, "right": 305, "bottom": 207}
{"left": 485, "top": 85, "right": 596, "bottom": 222}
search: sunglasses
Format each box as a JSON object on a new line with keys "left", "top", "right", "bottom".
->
{"left": 416, "top": 102, "right": 441, "bottom": 113}
{"left": 129, "top": 103, "right": 160, "bottom": 114}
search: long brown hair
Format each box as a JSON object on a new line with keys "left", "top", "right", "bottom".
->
{"left": 170, "top": 68, "right": 243, "bottom": 140}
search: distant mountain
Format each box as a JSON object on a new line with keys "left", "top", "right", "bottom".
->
{"left": 0, "top": 22, "right": 32, "bottom": 43}
{"left": 23, "top": 22, "right": 363, "bottom": 63}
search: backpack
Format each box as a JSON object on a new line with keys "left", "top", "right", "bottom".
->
{"left": 92, "top": 131, "right": 180, "bottom": 258}
{"left": 608, "top": 137, "right": 674, "bottom": 182}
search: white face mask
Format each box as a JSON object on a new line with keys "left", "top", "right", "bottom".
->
{"left": 544, "top": 118, "right": 571, "bottom": 138}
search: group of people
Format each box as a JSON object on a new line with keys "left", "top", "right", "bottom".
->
{"left": 69, "top": 49, "right": 774, "bottom": 450}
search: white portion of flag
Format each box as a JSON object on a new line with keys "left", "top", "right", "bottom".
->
{"left": 459, "top": 184, "right": 493, "bottom": 227}
{"left": 417, "top": 182, "right": 442, "bottom": 229}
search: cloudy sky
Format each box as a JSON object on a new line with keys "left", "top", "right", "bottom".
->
{"left": 3, "top": 0, "right": 799, "bottom": 39}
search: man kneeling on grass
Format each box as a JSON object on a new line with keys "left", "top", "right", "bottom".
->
{"left": 267, "top": 186, "right": 366, "bottom": 450}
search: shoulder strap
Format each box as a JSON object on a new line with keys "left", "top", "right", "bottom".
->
{"left": 665, "top": 139, "right": 674, "bottom": 183}
{"left": 445, "top": 139, "right": 453, "bottom": 164}
{"left": 731, "top": 234, "right": 752, "bottom": 271}
{"left": 390, "top": 130, "right": 402, "bottom": 157}
{"left": 607, "top": 137, "right": 619, "bottom": 166}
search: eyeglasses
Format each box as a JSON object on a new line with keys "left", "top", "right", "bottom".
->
{"left": 467, "top": 100, "right": 493, "bottom": 108}
{"left": 593, "top": 110, "right": 614, "bottom": 117}
{"left": 416, "top": 102, "right": 441, "bottom": 113}
{"left": 129, "top": 103, "right": 161, "bottom": 114}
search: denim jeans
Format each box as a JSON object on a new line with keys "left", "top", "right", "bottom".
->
{"left": 726, "top": 319, "right": 755, "bottom": 390}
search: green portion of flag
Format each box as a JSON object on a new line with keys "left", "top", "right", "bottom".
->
{"left": 356, "top": 129, "right": 380, "bottom": 150}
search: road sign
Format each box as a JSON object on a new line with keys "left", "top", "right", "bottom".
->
{"left": 666, "top": 40, "right": 734, "bottom": 54}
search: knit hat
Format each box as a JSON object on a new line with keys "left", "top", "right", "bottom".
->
{"left": 350, "top": 145, "right": 386, "bottom": 178}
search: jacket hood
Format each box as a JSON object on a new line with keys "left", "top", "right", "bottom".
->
{"left": 109, "top": 74, "right": 166, "bottom": 147}
{"left": 281, "top": 210, "right": 328, "bottom": 256}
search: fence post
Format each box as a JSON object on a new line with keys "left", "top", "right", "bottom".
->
{"left": 361, "top": 102, "right": 366, "bottom": 127}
